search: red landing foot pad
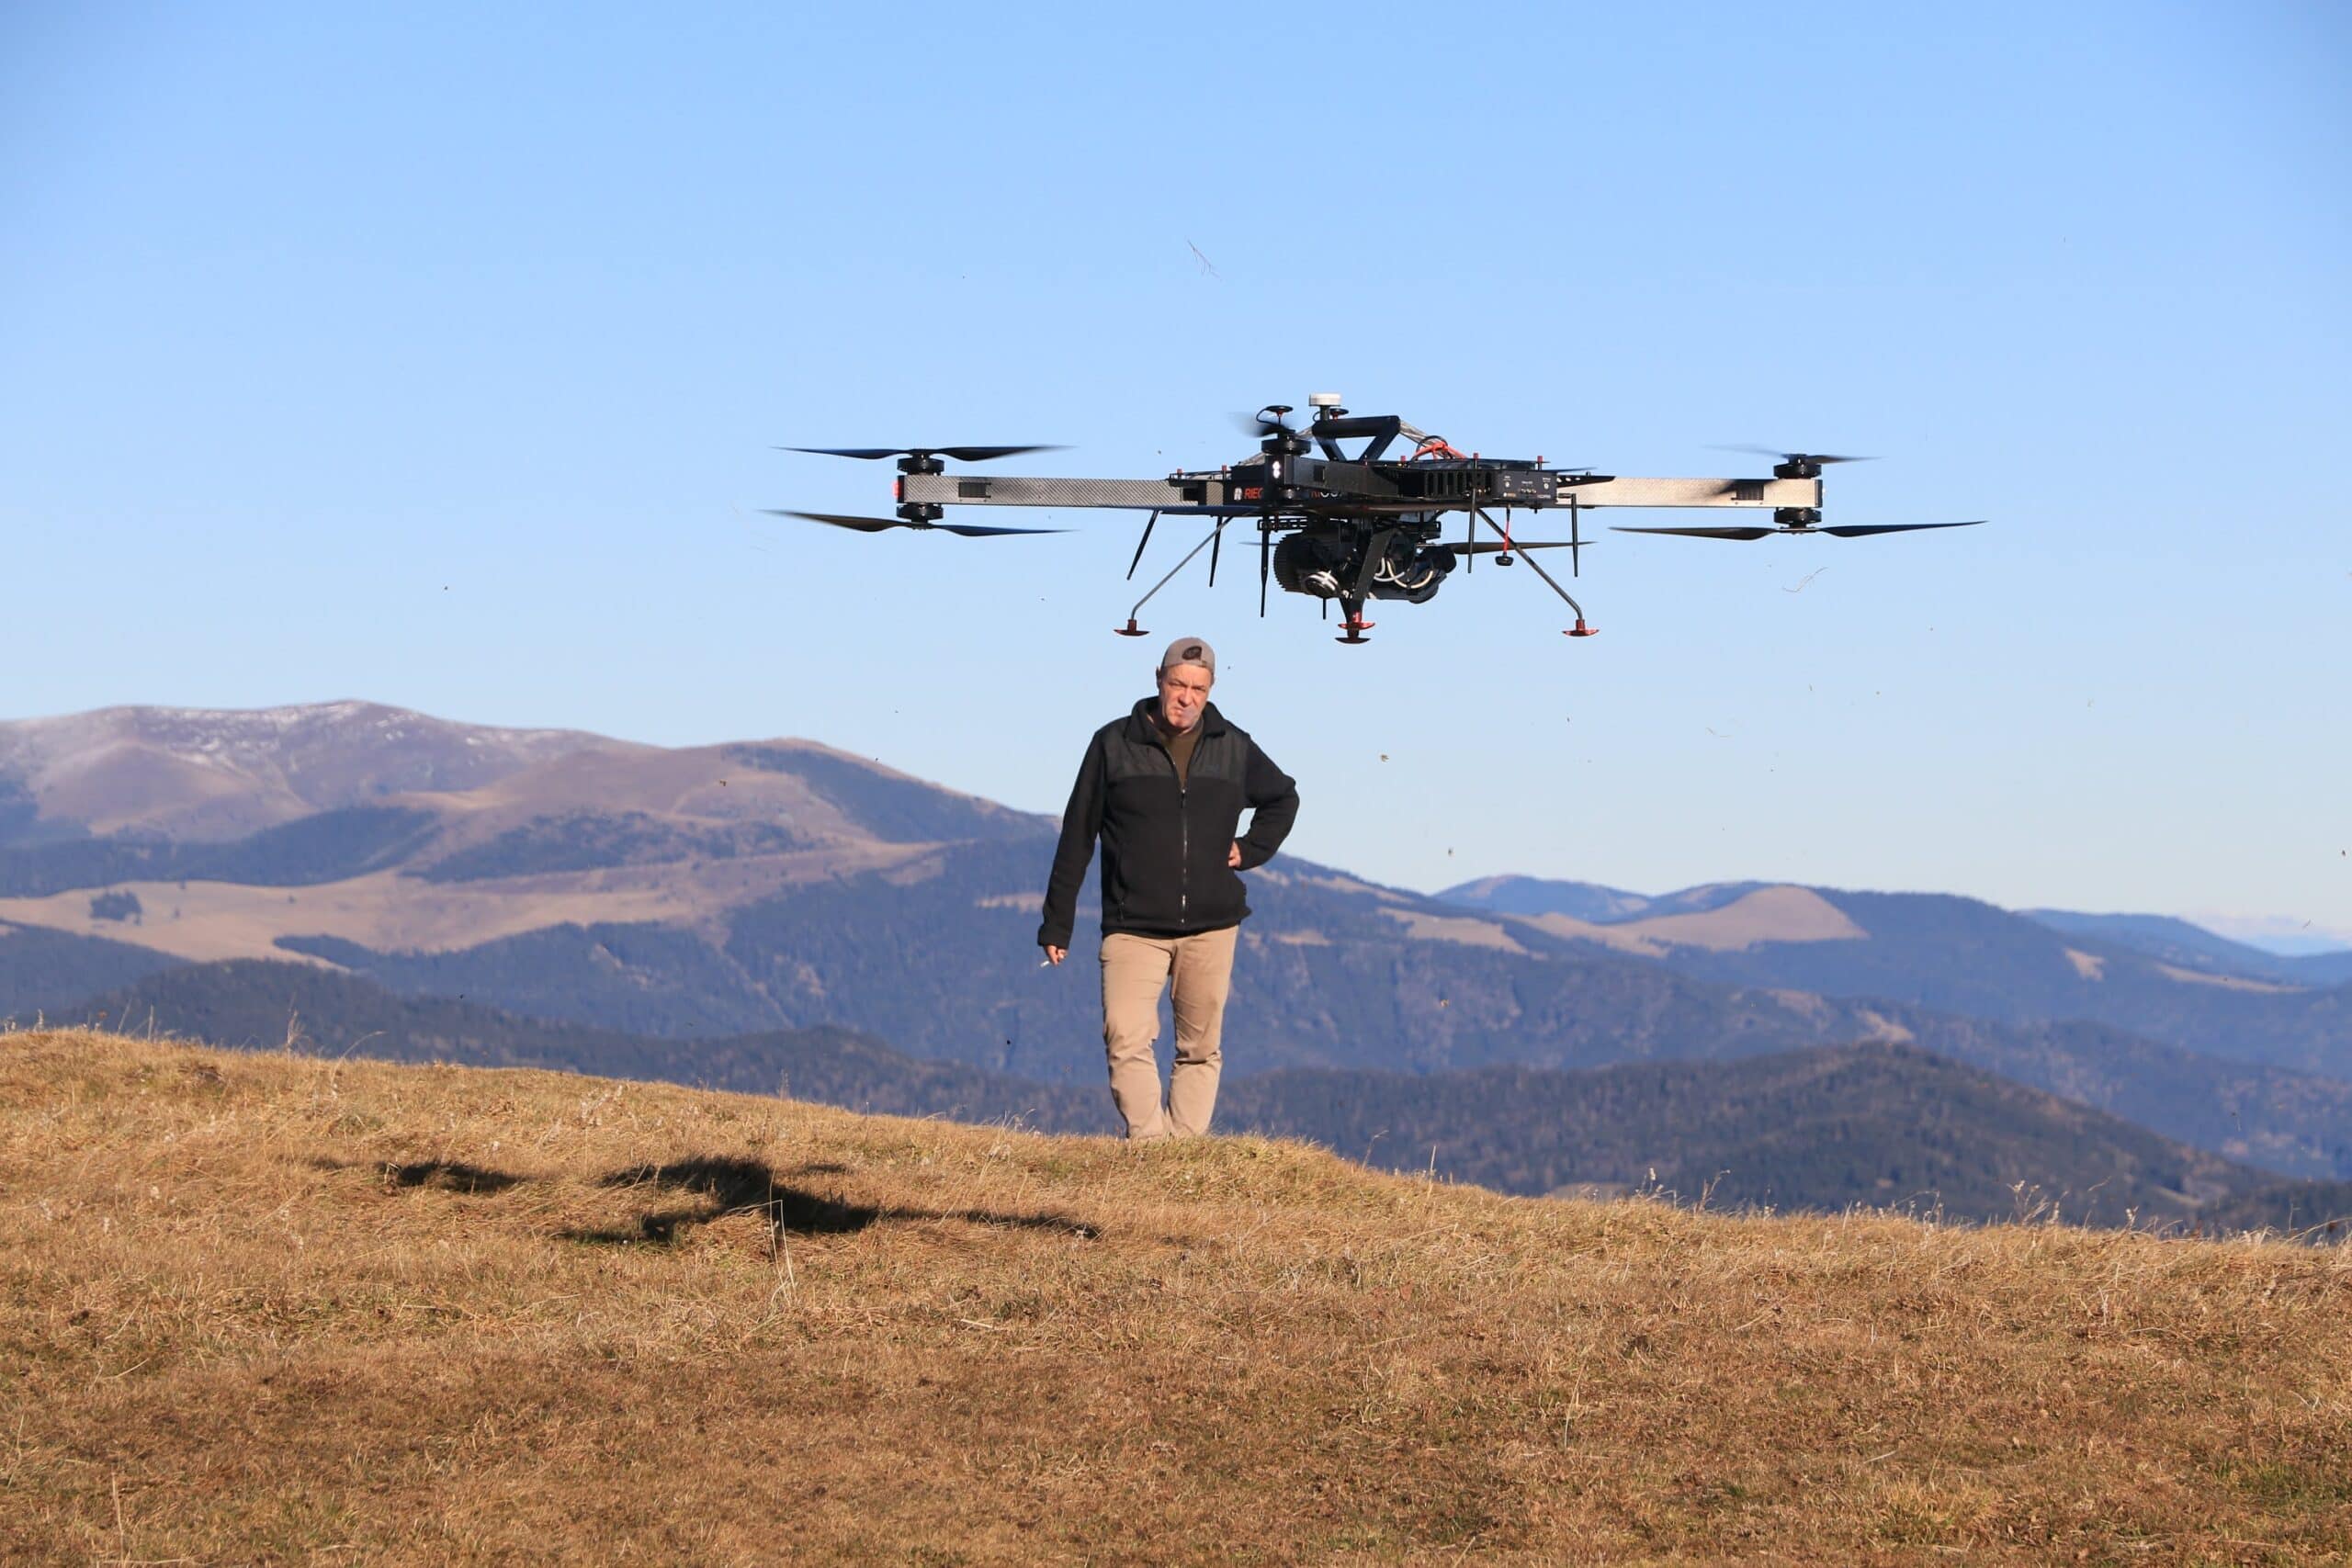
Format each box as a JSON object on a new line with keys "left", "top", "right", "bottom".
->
{"left": 1114, "top": 619, "right": 1148, "bottom": 637}
{"left": 1566, "top": 619, "right": 1599, "bottom": 637}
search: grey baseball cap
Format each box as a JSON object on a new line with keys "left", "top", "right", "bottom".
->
{"left": 1158, "top": 636, "right": 1216, "bottom": 678}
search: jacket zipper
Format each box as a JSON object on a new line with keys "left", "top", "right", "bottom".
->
{"left": 1156, "top": 720, "right": 1197, "bottom": 930}
{"left": 1178, "top": 767, "right": 1189, "bottom": 930}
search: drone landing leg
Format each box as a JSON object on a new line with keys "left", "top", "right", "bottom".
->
{"left": 1336, "top": 595, "right": 1374, "bottom": 646}
{"left": 1259, "top": 524, "right": 1272, "bottom": 618}
{"left": 1475, "top": 507, "right": 1597, "bottom": 638}
{"left": 1125, "top": 511, "right": 1160, "bottom": 581}
{"left": 1334, "top": 525, "right": 1396, "bottom": 645}
{"left": 1115, "top": 514, "right": 1233, "bottom": 638}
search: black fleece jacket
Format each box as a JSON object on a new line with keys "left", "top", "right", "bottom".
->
{"left": 1037, "top": 697, "right": 1300, "bottom": 949}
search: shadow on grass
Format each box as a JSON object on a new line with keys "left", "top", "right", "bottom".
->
{"left": 561, "top": 1156, "right": 1101, "bottom": 1247}
{"left": 312, "top": 1156, "right": 526, "bottom": 1194}
{"left": 315, "top": 1152, "right": 1096, "bottom": 1247}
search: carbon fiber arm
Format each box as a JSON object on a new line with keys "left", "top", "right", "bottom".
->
{"left": 901, "top": 471, "right": 1823, "bottom": 513}
{"left": 1553, "top": 477, "right": 1821, "bottom": 508}
{"left": 901, "top": 475, "right": 1222, "bottom": 509}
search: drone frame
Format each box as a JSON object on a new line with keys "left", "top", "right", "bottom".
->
{"left": 775, "top": 404, "right": 1976, "bottom": 643}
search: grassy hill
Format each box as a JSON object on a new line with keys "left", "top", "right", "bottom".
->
{"left": 46, "top": 959, "right": 2346, "bottom": 1226}
{"left": 4, "top": 1031, "right": 2347, "bottom": 1562}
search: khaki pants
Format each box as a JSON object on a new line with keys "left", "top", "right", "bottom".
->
{"left": 1099, "top": 926, "right": 1239, "bottom": 1140}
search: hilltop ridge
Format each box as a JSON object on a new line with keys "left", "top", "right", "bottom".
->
{"left": 4, "top": 1030, "right": 2346, "bottom": 1562}
{"left": 0, "top": 701, "right": 606, "bottom": 841}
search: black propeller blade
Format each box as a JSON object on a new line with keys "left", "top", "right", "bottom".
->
{"left": 1711, "top": 446, "right": 1876, "bottom": 466}
{"left": 763, "top": 509, "right": 1064, "bottom": 537}
{"left": 1610, "top": 525, "right": 1781, "bottom": 541}
{"left": 779, "top": 445, "right": 1065, "bottom": 463}
{"left": 1819, "top": 521, "right": 1986, "bottom": 537}
{"left": 766, "top": 509, "right": 899, "bottom": 533}
{"left": 1611, "top": 521, "right": 1984, "bottom": 541}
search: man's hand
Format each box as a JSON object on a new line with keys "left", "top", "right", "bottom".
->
{"left": 1227, "top": 841, "right": 1243, "bottom": 869}
{"left": 1043, "top": 945, "right": 1068, "bottom": 966}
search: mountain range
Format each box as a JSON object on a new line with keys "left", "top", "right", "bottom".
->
{"left": 1434, "top": 875, "right": 2352, "bottom": 1078}
{"left": 4, "top": 702, "right": 2346, "bottom": 1224}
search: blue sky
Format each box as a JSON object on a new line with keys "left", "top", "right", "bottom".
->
{"left": 5, "top": 2, "right": 2347, "bottom": 940}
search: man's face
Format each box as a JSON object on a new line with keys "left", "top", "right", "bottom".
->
{"left": 1157, "top": 663, "right": 1212, "bottom": 731}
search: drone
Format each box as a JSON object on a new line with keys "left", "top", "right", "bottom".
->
{"left": 770, "top": 395, "right": 1981, "bottom": 645}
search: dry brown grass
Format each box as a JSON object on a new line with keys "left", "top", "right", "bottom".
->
{"left": 4, "top": 1029, "right": 2346, "bottom": 1565}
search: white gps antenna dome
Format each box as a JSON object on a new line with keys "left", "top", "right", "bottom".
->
{"left": 1307, "top": 392, "right": 1344, "bottom": 410}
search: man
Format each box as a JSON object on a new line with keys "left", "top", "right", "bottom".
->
{"left": 1039, "top": 637, "right": 1300, "bottom": 1140}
